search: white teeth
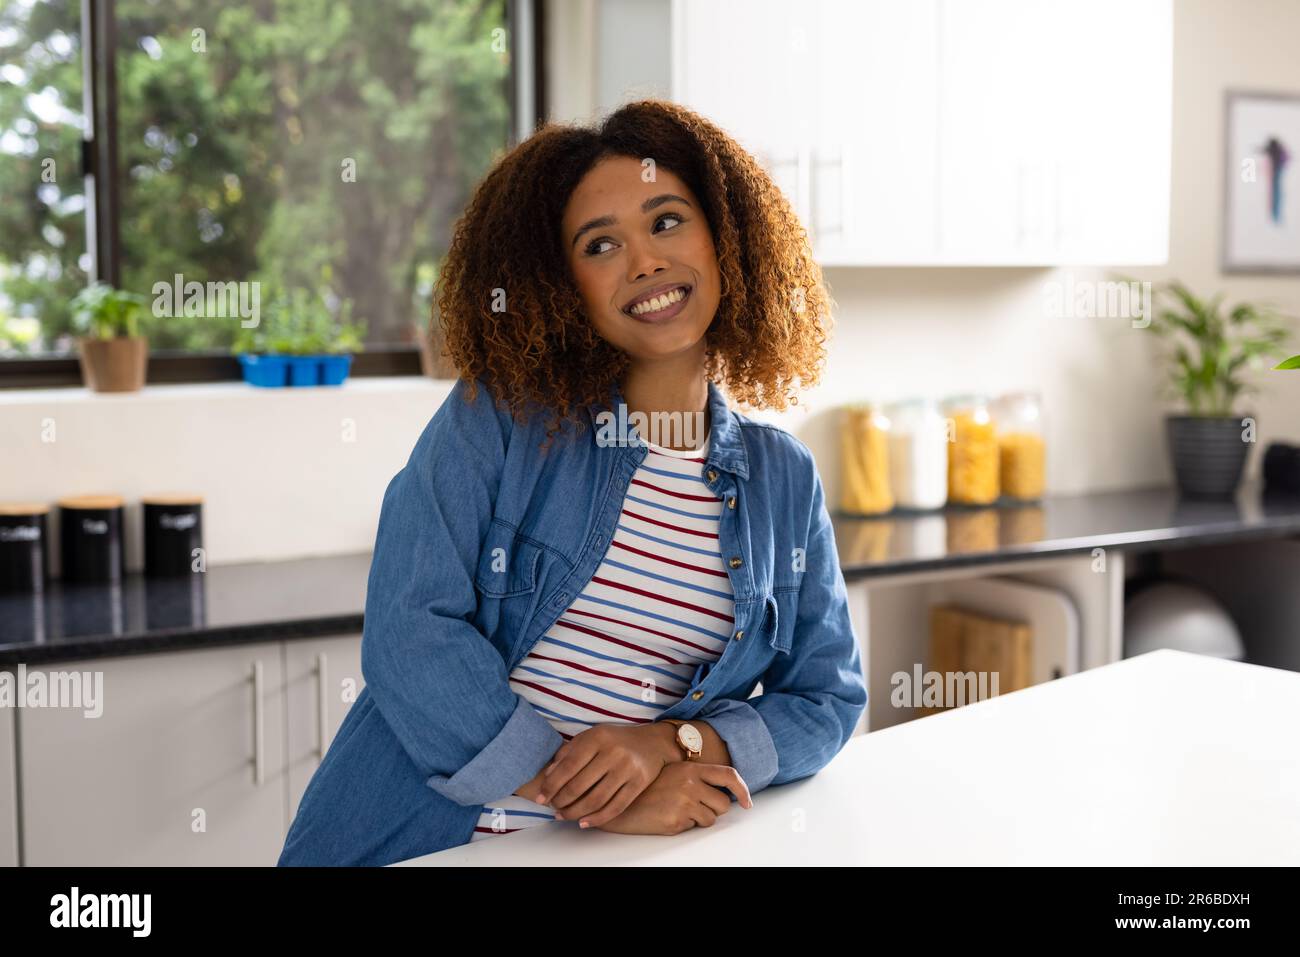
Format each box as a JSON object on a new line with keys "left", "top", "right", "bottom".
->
{"left": 629, "top": 287, "right": 687, "bottom": 315}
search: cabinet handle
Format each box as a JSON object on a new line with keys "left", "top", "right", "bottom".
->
{"left": 1053, "top": 160, "right": 1064, "bottom": 247}
{"left": 251, "top": 660, "right": 265, "bottom": 787}
{"left": 316, "top": 652, "right": 329, "bottom": 760}
{"left": 796, "top": 145, "right": 812, "bottom": 230}
{"left": 1016, "top": 163, "right": 1026, "bottom": 247}
{"left": 811, "top": 146, "right": 848, "bottom": 240}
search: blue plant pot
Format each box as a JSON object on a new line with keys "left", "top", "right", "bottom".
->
{"left": 238, "top": 354, "right": 289, "bottom": 387}
{"left": 319, "top": 354, "right": 353, "bottom": 386}
{"left": 287, "top": 356, "right": 320, "bottom": 387}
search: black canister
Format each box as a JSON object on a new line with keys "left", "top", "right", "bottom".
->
{"left": 58, "top": 494, "right": 126, "bottom": 584}
{"left": 143, "top": 494, "right": 204, "bottom": 578}
{"left": 0, "top": 503, "right": 50, "bottom": 593}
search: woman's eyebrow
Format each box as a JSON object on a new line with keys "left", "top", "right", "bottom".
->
{"left": 570, "top": 193, "right": 693, "bottom": 248}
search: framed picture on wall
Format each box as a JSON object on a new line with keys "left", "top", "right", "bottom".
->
{"left": 1222, "top": 91, "right": 1300, "bottom": 274}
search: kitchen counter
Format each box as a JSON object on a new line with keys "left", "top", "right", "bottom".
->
{"left": 395, "top": 650, "right": 1300, "bottom": 865}
{"left": 3, "top": 480, "right": 1299, "bottom": 666}
{"left": 0, "top": 552, "right": 368, "bottom": 666}
{"left": 834, "top": 478, "right": 1300, "bottom": 578}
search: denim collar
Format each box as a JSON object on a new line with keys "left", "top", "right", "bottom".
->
{"left": 587, "top": 378, "right": 750, "bottom": 480}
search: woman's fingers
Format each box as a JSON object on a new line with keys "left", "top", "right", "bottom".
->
{"left": 694, "top": 780, "right": 733, "bottom": 818}
{"left": 570, "top": 780, "right": 640, "bottom": 829}
{"left": 549, "top": 757, "right": 617, "bottom": 814}
{"left": 686, "top": 802, "right": 717, "bottom": 830}
{"left": 536, "top": 744, "right": 590, "bottom": 804}
{"left": 696, "top": 763, "right": 753, "bottom": 809}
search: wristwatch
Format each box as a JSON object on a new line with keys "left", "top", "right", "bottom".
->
{"left": 664, "top": 719, "right": 703, "bottom": 762}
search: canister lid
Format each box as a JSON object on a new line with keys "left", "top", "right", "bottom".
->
{"left": 141, "top": 493, "right": 205, "bottom": 506}
{"left": 0, "top": 502, "right": 51, "bottom": 516}
{"left": 56, "top": 494, "right": 126, "bottom": 510}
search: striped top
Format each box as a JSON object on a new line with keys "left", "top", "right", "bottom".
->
{"left": 470, "top": 432, "right": 734, "bottom": 841}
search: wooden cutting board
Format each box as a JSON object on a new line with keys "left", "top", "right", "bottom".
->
{"left": 920, "top": 605, "right": 1033, "bottom": 716}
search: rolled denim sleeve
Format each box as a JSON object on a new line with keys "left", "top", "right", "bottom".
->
{"left": 360, "top": 377, "right": 563, "bottom": 808}
{"left": 695, "top": 460, "right": 867, "bottom": 797}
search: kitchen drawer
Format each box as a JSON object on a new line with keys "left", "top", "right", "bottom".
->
{"left": 18, "top": 642, "right": 286, "bottom": 866}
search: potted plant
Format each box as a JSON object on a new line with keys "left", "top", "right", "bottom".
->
{"left": 70, "top": 282, "right": 150, "bottom": 392}
{"left": 1143, "top": 280, "right": 1293, "bottom": 499}
{"left": 233, "top": 287, "right": 365, "bottom": 387}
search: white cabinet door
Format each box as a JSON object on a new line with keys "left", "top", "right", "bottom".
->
{"left": 284, "top": 633, "right": 364, "bottom": 822}
{"left": 811, "top": 0, "right": 940, "bottom": 265}
{"left": 938, "top": 0, "right": 1171, "bottom": 264}
{"left": 672, "top": 0, "right": 817, "bottom": 229}
{"left": 0, "top": 683, "right": 16, "bottom": 866}
{"left": 671, "top": 0, "right": 1170, "bottom": 266}
{"left": 19, "top": 643, "right": 286, "bottom": 866}
{"left": 937, "top": 0, "right": 1052, "bottom": 262}
{"left": 1049, "top": 0, "right": 1172, "bottom": 264}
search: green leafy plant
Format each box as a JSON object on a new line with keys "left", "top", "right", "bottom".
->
{"left": 69, "top": 282, "right": 149, "bottom": 340}
{"left": 231, "top": 286, "right": 366, "bottom": 356}
{"left": 1140, "top": 280, "right": 1293, "bottom": 416}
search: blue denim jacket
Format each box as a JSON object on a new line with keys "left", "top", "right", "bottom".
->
{"left": 278, "top": 375, "right": 866, "bottom": 866}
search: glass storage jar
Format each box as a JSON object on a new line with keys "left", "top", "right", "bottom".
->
{"left": 941, "top": 393, "right": 999, "bottom": 505}
{"left": 840, "top": 402, "right": 894, "bottom": 515}
{"left": 883, "top": 397, "right": 948, "bottom": 510}
{"left": 992, "top": 390, "right": 1046, "bottom": 501}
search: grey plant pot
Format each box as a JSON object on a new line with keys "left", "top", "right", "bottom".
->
{"left": 1165, "top": 414, "right": 1252, "bottom": 499}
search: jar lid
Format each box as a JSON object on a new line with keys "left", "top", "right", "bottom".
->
{"left": 0, "top": 502, "right": 51, "bottom": 516}
{"left": 142, "top": 493, "right": 205, "bottom": 506}
{"left": 57, "top": 494, "right": 125, "bottom": 510}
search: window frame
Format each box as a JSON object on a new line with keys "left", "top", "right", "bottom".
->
{"left": 3, "top": 0, "right": 545, "bottom": 389}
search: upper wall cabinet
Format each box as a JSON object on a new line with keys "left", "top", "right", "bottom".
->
{"left": 670, "top": 0, "right": 1172, "bottom": 266}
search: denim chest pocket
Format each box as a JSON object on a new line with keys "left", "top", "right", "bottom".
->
{"left": 762, "top": 589, "right": 798, "bottom": 655}
{"left": 474, "top": 521, "right": 542, "bottom": 597}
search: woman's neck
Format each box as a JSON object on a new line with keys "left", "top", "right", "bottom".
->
{"left": 620, "top": 355, "right": 710, "bottom": 452}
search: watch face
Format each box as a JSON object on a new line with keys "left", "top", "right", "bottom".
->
{"left": 680, "top": 724, "right": 703, "bottom": 751}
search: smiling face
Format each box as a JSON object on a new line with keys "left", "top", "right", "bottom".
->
{"left": 561, "top": 155, "right": 721, "bottom": 366}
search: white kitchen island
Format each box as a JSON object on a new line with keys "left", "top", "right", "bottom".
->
{"left": 396, "top": 650, "right": 1300, "bottom": 866}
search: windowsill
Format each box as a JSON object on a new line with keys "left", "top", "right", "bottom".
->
{"left": 0, "top": 375, "right": 456, "bottom": 406}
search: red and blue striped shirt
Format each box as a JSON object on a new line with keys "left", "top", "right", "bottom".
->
{"left": 471, "top": 434, "right": 734, "bottom": 840}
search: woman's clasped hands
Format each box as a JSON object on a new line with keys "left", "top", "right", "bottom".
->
{"left": 516, "top": 723, "right": 753, "bottom": 835}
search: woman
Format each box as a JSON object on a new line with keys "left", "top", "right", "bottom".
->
{"left": 278, "top": 99, "right": 866, "bottom": 866}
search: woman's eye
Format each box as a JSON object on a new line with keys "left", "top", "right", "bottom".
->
{"left": 584, "top": 213, "right": 685, "bottom": 256}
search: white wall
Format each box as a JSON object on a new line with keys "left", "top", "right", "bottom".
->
{"left": 0, "top": 379, "right": 452, "bottom": 569}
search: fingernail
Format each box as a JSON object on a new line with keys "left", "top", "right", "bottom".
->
{"left": 579, "top": 821, "right": 589, "bottom": 829}
{"left": 536, "top": 794, "right": 547, "bottom": 804}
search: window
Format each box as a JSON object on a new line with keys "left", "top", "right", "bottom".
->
{"left": 0, "top": 0, "right": 540, "bottom": 384}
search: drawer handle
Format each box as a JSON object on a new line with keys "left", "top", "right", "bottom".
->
{"left": 251, "top": 661, "right": 264, "bottom": 787}
{"left": 316, "top": 653, "right": 329, "bottom": 760}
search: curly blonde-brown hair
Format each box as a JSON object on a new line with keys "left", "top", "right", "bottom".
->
{"left": 435, "top": 98, "right": 834, "bottom": 451}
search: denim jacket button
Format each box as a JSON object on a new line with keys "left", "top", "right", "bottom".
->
{"left": 728, "top": 556, "right": 743, "bottom": 569}
{"left": 691, "top": 690, "right": 704, "bottom": 700}
{"left": 734, "top": 629, "right": 744, "bottom": 640}
{"left": 706, "top": 469, "right": 718, "bottom": 482}
{"left": 727, "top": 496, "right": 736, "bottom": 509}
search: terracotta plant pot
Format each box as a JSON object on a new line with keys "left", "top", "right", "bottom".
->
{"left": 78, "top": 336, "right": 149, "bottom": 393}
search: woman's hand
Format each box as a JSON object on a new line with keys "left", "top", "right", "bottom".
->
{"left": 594, "top": 761, "right": 752, "bottom": 835}
{"left": 536, "top": 724, "right": 678, "bottom": 828}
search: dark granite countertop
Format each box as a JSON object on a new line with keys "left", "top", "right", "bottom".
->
{"left": 3, "top": 480, "right": 1299, "bottom": 666}
{"left": 0, "top": 552, "right": 369, "bottom": 666}
{"left": 833, "top": 479, "right": 1300, "bottom": 578}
